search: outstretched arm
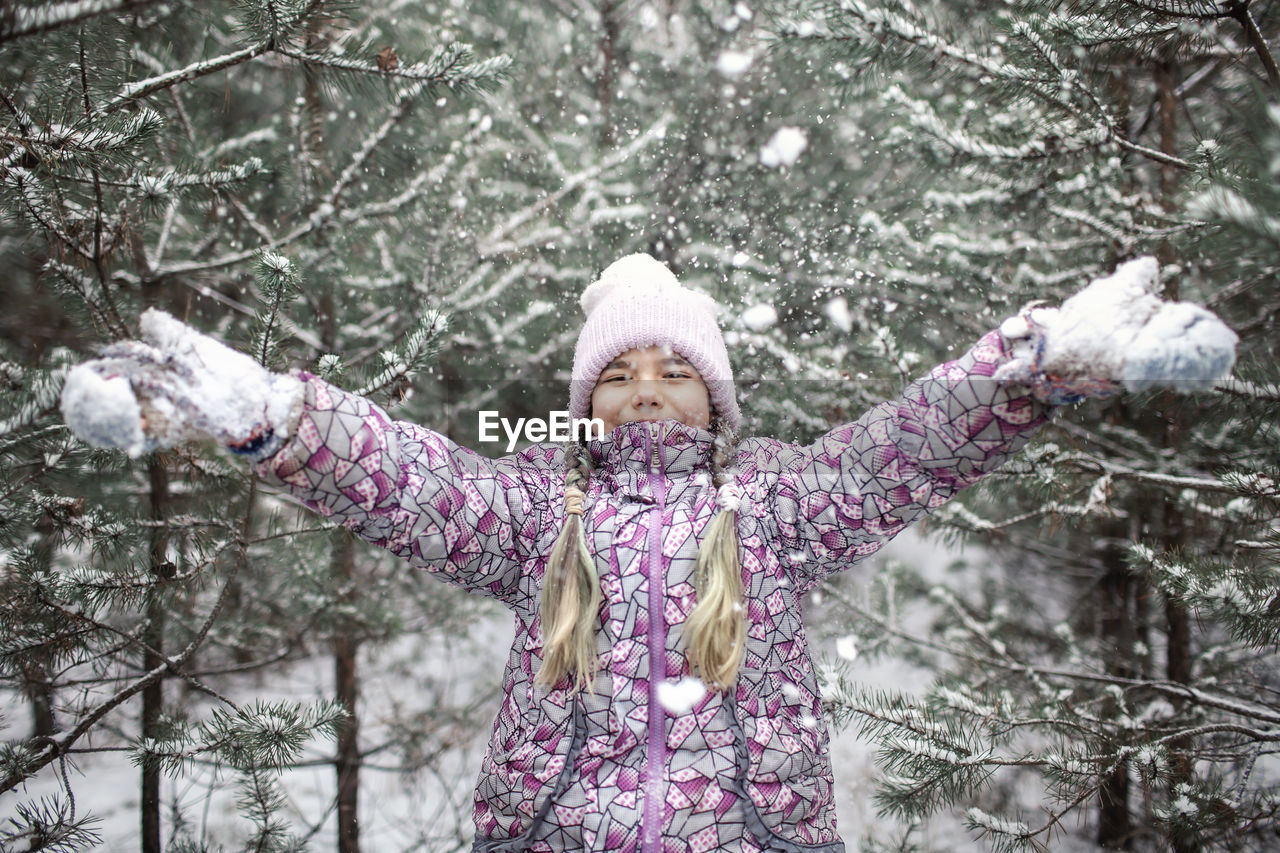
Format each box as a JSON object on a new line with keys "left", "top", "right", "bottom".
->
{"left": 255, "top": 373, "right": 552, "bottom": 605}
{"left": 761, "top": 257, "right": 1237, "bottom": 590}
{"left": 61, "top": 309, "right": 548, "bottom": 607}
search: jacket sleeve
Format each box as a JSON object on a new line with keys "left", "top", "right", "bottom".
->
{"left": 754, "top": 329, "right": 1052, "bottom": 592}
{"left": 254, "top": 375, "right": 553, "bottom": 607}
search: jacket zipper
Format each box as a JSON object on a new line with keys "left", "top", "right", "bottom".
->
{"left": 642, "top": 421, "right": 667, "bottom": 853}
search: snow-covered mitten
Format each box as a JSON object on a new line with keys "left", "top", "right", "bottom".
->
{"left": 994, "top": 257, "right": 1238, "bottom": 404}
{"left": 60, "top": 309, "right": 303, "bottom": 459}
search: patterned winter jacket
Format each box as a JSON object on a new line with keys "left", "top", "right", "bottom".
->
{"left": 256, "top": 329, "right": 1052, "bottom": 853}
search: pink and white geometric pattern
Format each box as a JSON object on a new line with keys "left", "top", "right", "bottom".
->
{"left": 258, "top": 329, "right": 1057, "bottom": 851}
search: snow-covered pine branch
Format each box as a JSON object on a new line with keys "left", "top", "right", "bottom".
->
{"left": 1041, "top": 10, "right": 1186, "bottom": 47}
{"left": 963, "top": 807, "right": 1033, "bottom": 852}
{"left": 0, "top": 0, "right": 157, "bottom": 43}
{"left": 276, "top": 41, "right": 512, "bottom": 92}
{"left": 67, "top": 158, "right": 269, "bottom": 205}
{"left": 1001, "top": 442, "right": 1274, "bottom": 499}
{"left": 339, "top": 117, "right": 492, "bottom": 224}
{"left": 1188, "top": 184, "right": 1280, "bottom": 245}
{"left": 822, "top": 569, "right": 1280, "bottom": 726}
{"left": 1121, "top": 1, "right": 1236, "bottom": 21}
{"left": 1132, "top": 542, "right": 1280, "bottom": 647}
{"left": 1216, "top": 377, "right": 1280, "bottom": 402}
{"left": 1, "top": 512, "right": 256, "bottom": 795}
{"left": 797, "top": 0, "right": 1019, "bottom": 80}
{"left": 151, "top": 96, "right": 427, "bottom": 278}
{"left": 789, "top": 0, "right": 1198, "bottom": 170}
{"left": 204, "top": 699, "right": 347, "bottom": 771}
{"left": 199, "top": 127, "right": 279, "bottom": 162}
{"left": 882, "top": 83, "right": 1108, "bottom": 162}
{"left": 105, "top": 3, "right": 509, "bottom": 112}
{"left": 354, "top": 311, "right": 449, "bottom": 399}
{"left": 0, "top": 796, "right": 102, "bottom": 852}
{"left": 110, "top": 43, "right": 270, "bottom": 109}
{"left": 0, "top": 109, "right": 164, "bottom": 171}
{"left": 444, "top": 259, "right": 530, "bottom": 314}
{"left": 13, "top": 183, "right": 100, "bottom": 262}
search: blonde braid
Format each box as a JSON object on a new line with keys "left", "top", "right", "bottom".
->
{"left": 684, "top": 423, "right": 746, "bottom": 690}
{"left": 536, "top": 444, "right": 602, "bottom": 692}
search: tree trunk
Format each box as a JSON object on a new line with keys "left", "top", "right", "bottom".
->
{"left": 1097, "top": 538, "right": 1134, "bottom": 849}
{"left": 598, "top": 0, "right": 620, "bottom": 147}
{"left": 21, "top": 660, "right": 57, "bottom": 738}
{"left": 1154, "top": 58, "right": 1199, "bottom": 853}
{"left": 142, "top": 455, "right": 170, "bottom": 853}
{"left": 1155, "top": 59, "right": 1180, "bottom": 271}
{"left": 299, "top": 15, "right": 331, "bottom": 201}
{"left": 25, "top": 513, "right": 59, "bottom": 737}
{"left": 1162, "top": 409, "right": 1196, "bottom": 853}
{"left": 332, "top": 530, "right": 361, "bottom": 853}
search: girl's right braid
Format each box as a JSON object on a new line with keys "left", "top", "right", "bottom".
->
{"left": 685, "top": 422, "right": 747, "bottom": 690}
{"left": 535, "top": 443, "right": 601, "bottom": 691}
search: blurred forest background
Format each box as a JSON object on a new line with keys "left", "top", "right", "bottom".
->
{"left": 2, "top": 0, "right": 1279, "bottom": 850}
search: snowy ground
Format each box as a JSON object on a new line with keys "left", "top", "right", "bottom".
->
{"left": 0, "top": 529, "right": 1079, "bottom": 852}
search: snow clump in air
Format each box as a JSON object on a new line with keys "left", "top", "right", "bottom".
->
{"left": 720, "top": 3, "right": 753, "bottom": 31}
{"left": 759, "top": 127, "right": 807, "bottom": 168}
{"left": 717, "top": 50, "right": 754, "bottom": 77}
{"left": 741, "top": 304, "right": 778, "bottom": 331}
{"left": 825, "top": 296, "right": 853, "bottom": 332}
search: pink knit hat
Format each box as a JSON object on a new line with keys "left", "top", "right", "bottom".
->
{"left": 569, "top": 254, "right": 740, "bottom": 432}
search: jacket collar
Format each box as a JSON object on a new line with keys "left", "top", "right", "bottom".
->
{"left": 586, "top": 420, "right": 715, "bottom": 502}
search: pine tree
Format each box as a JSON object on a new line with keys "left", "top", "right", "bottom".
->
{"left": 775, "top": 0, "right": 1280, "bottom": 849}
{"left": 9, "top": 0, "right": 1274, "bottom": 848}
{"left": 1, "top": 1, "right": 507, "bottom": 848}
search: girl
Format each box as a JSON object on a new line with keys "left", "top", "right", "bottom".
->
{"left": 62, "top": 254, "right": 1236, "bottom": 852}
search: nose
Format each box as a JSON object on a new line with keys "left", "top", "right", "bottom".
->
{"left": 631, "top": 380, "right": 664, "bottom": 409}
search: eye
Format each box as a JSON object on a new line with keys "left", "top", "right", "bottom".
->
{"left": 599, "top": 373, "right": 629, "bottom": 384}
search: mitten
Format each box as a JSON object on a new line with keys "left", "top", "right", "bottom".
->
{"left": 994, "top": 257, "right": 1238, "bottom": 404}
{"left": 60, "top": 309, "right": 303, "bottom": 459}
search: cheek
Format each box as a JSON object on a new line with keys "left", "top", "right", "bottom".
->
{"left": 590, "top": 386, "right": 621, "bottom": 424}
{"left": 676, "top": 387, "right": 712, "bottom": 426}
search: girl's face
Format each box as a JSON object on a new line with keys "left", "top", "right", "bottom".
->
{"left": 591, "top": 345, "right": 712, "bottom": 435}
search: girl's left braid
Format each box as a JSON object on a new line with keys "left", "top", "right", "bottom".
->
{"left": 564, "top": 442, "right": 590, "bottom": 511}
{"left": 535, "top": 443, "right": 602, "bottom": 691}
{"left": 710, "top": 423, "right": 738, "bottom": 488}
{"left": 685, "top": 421, "right": 747, "bottom": 690}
